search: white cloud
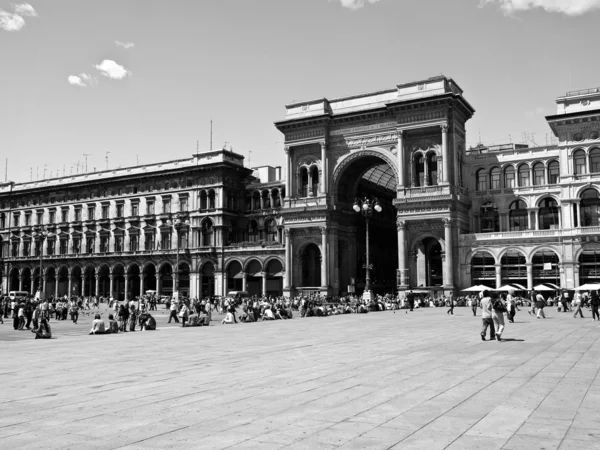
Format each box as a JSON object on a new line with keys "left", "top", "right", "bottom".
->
{"left": 68, "top": 73, "right": 95, "bottom": 87}
{"left": 115, "top": 40, "right": 135, "bottom": 49}
{"left": 0, "top": 3, "right": 37, "bottom": 32}
{"left": 94, "top": 60, "right": 131, "bottom": 80}
{"left": 479, "top": 0, "right": 600, "bottom": 16}
{"left": 339, "top": 0, "right": 381, "bottom": 10}
{"left": 13, "top": 3, "right": 38, "bottom": 17}
{"left": 68, "top": 75, "right": 87, "bottom": 87}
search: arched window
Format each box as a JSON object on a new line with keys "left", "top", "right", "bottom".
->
{"left": 248, "top": 220, "right": 259, "bottom": 242}
{"left": 273, "top": 189, "right": 281, "bottom": 208}
{"left": 200, "top": 191, "right": 207, "bottom": 210}
{"left": 533, "top": 162, "right": 545, "bottom": 186}
{"left": 252, "top": 191, "right": 260, "bottom": 210}
{"left": 208, "top": 190, "right": 216, "bottom": 209}
{"left": 504, "top": 166, "right": 515, "bottom": 188}
{"left": 416, "top": 155, "right": 425, "bottom": 187}
{"left": 262, "top": 190, "right": 270, "bottom": 209}
{"left": 590, "top": 148, "right": 600, "bottom": 173}
{"left": 427, "top": 153, "right": 438, "bottom": 186}
{"left": 470, "top": 251, "right": 495, "bottom": 287}
{"left": 574, "top": 150, "right": 586, "bottom": 175}
{"left": 548, "top": 160, "right": 559, "bottom": 184}
{"left": 310, "top": 166, "right": 319, "bottom": 195}
{"left": 299, "top": 168, "right": 308, "bottom": 197}
{"left": 480, "top": 202, "right": 499, "bottom": 232}
{"left": 539, "top": 198, "right": 559, "bottom": 230}
{"left": 201, "top": 220, "right": 213, "bottom": 246}
{"left": 265, "top": 219, "right": 277, "bottom": 243}
{"left": 509, "top": 200, "right": 528, "bottom": 231}
{"left": 581, "top": 189, "right": 600, "bottom": 227}
{"left": 518, "top": 164, "right": 530, "bottom": 187}
{"left": 490, "top": 167, "right": 501, "bottom": 189}
{"left": 476, "top": 169, "right": 488, "bottom": 191}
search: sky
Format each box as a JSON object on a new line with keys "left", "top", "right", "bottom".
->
{"left": 2, "top": 0, "right": 600, "bottom": 183}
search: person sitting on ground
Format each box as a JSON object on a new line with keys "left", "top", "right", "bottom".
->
{"left": 107, "top": 314, "right": 119, "bottom": 334}
{"left": 357, "top": 302, "right": 369, "bottom": 314}
{"left": 222, "top": 310, "right": 237, "bottom": 324}
{"left": 261, "top": 306, "right": 276, "bottom": 321}
{"left": 139, "top": 312, "right": 156, "bottom": 330}
{"left": 90, "top": 313, "right": 107, "bottom": 335}
{"left": 33, "top": 318, "right": 52, "bottom": 339}
{"left": 186, "top": 313, "right": 202, "bottom": 327}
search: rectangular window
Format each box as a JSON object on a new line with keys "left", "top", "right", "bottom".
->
{"left": 25, "top": 213, "right": 31, "bottom": 226}
{"left": 35, "top": 240, "right": 42, "bottom": 257}
{"left": 102, "top": 205, "right": 109, "bottom": 219}
{"left": 61, "top": 209, "right": 68, "bottom": 223}
{"left": 116, "top": 204, "right": 124, "bottom": 218}
{"left": 11, "top": 241, "right": 19, "bottom": 257}
{"left": 86, "top": 237, "right": 94, "bottom": 254}
{"left": 23, "top": 241, "right": 30, "bottom": 257}
{"left": 74, "top": 208, "right": 82, "bottom": 221}
{"left": 161, "top": 232, "right": 171, "bottom": 250}
{"left": 73, "top": 238, "right": 80, "bottom": 254}
{"left": 88, "top": 206, "right": 95, "bottom": 220}
{"left": 0, "top": 214, "right": 5, "bottom": 229}
{"left": 490, "top": 173, "right": 500, "bottom": 189}
{"left": 131, "top": 202, "right": 139, "bottom": 216}
{"left": 179, "top": 197, "right": 188, "bottom": 212}
{"left": 505, "top": 173, "right": 515, "bottom": 188}
{"left": 36, "top": 211, "right": 43, "bottom": 225}
{"left": 130, "top": 235, "right": 138, "bottom": 252}
{"left": 59, "top": 239, "right": 68, "bottom": 255}
{"left": 100, "top": 236, "right": 109, "bottom": 253}
{"left": 519, "top": 172, "right": 530, "bottom": 187}
{"left": 145, "top": 233, "right": 155, "bottom": 251}
{"left": 49, "top": 211, "right": 56, "bottom": 224}
{"left": 47, "top": 240, "right": 55, "bottom": 256}
{"left": 163, "top": 198, "right": 171, "bottom": 214}
{"left": 147, "top": 200, "right": 155, "bottom": 215}
{"left": 13, "top": 213, "right": 19, "bottom": 227}
{"left": 115, "top": 236, "right": 123, "bottom": 252}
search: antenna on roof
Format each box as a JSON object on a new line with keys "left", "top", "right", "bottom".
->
{"left": 83, "top": 153, "right": 91, "bottom": 172}
{"left": 105, "top": 151, "right": 111, "bottom": 170}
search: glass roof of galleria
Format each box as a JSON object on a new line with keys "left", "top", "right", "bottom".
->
{"left": 361, "top": 163, "right": 396, "bottom": 191}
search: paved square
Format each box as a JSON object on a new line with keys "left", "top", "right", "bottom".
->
{"left": 1, "top": 307, "right": 599, "bottom": 449}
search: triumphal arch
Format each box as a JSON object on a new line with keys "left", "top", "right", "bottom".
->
{"left": 275, "top": 75, "right": 475, "bottom": 297}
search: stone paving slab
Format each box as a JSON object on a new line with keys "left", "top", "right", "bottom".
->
{"left": 1, "top": 307, "right": 599, "bottom": 449}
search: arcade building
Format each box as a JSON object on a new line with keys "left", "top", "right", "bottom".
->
{"left": 2, "top": 76, "right": 600, "bottom": 299}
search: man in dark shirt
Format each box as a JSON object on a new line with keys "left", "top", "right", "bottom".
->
{"left": 591, "top": 290, "right": 599, "bottom": 321}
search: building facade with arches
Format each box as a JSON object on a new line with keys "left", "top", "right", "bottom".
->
{"left": 3, "top": 78, "right": 600, "bottom": 297}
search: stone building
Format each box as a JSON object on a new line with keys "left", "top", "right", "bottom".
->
{"left": 3, "top": 76, "right": 600, "bottom": 298}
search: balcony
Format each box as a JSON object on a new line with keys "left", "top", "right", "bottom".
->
{"left": 395, "top": 185, "right": 453, "bottom": 203}
{"left": 462, "top": 226, "right": 600, "bottom": 243}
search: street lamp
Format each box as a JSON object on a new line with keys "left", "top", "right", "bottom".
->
{"left": 353, "top": 197, "right": 382, "bottom": 301}
{"left": 33, "top": 226, "right": 49, "bottom": 299}
{"left": 167, "top": 213, "right": 189, "bottom": 300}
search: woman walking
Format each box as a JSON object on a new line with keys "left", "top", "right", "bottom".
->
{"left": 535, "top": 291, "right": 547, "bottom": 319}
{"left": 591, "top": 290, "right": 600, "bottom": 321}
{"left": 492, "top": 293, "right": 507, "bottom": 341}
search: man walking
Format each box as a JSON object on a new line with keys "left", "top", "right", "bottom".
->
{"left": 471, "top": 295, "right": 478, "bottom": 316}
{"left": 591, "top": 289, "right": 599, "bottom": 321}
{"left": 167, "top": 299, "right": 179, "bottom": 323}
{"left": 447, "top": 295, "right": 455, "bottom": 315}
{"left": 573, "top": 293, "right": 585, "bottom": 319}
{"left": 480, "top": 290, "right": 495, "bottom": 341}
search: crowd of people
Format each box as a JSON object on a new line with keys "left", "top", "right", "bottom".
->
{"left": 2, "top": 285, "right": 599, "bottom": 341}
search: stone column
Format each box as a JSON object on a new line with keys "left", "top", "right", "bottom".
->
{"left": 82, "top": 275, "right": 86, "bottom": 297}
{"left": 54, "top": 277, "right": 59, "bottom": 299}
{"left": 441, "top": 124, "right": 449, "bottom": 184}
{"left": 574, "top": 201, "right": 581, "bottom": 227}
{"left": 397, "top": 219, "right": 408, "bottom": 286}
{"left": 532, "top": 207, "right": 540, "bottom": 230}
{"left": 124, "top": 276, "right": 129, "bottom": 301}
{"left": 397, "top": 130, "right": 404, "bottom": 188}
{"left": 242, "top": 272, "right": 247, "bottom": 292}
{"left": 95, "top": 274, "right": 100, "bottom": 297}
{"left": 260, "top": 193, "right": 265, "bottom": 210}
{"left": 527, "top": 209, "right": 533, "bottom": 230}
{"left": 320, "top": 142, "right": 328, "bottom": 195}
{"left": 30, "top": 277, "right": 35, "bottom": 295}
{"left": 18, "top": 274, "right": 23, "bottom": 291}
{"left": 495, "top": 264, "right": 502, "bottom": 289}
{"left": 285, "top": 146, "right": 291, "bottom": 199}
{"left": 526, "top": 263, "right": 533, "bottom": 290}
{"left": 443, "top": 218, "right": 454, "bottom": 288}
{"left": 320, "top": 227, "right": 328, "bottom": 288}
{"left": 140, "top": 274, "right": 145, "bottom": 296}
{"left": 284, "top": 229, "right": 292, "bottom": 289}
{"left": 261, "top": 272, "right": 267, "bottom": 296}
{"left": 172, "top": 273, "right": 177, "bottom": 296}
{"left": 109, "top": 274, "right": 114, "bottom": 299}
{"left": 307, "top": 170, "right": 313, "bottom": 197}
{"left": 42, "top": 271, "right": 47, "bottom": 295}
{"left": 67, "top": 269, "right": 72, "bottom": 298}
{"left": 557, "top": 208, "right": 562, "bottom": 228}
{"left": 157, "top": 273, "right": 162, "bottom": 296}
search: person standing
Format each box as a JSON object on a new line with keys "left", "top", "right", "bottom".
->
{"left": 528, "top": 291, "right": 536, "bottom": 316}
{"left": 480, "top": 290, "right": 495, "bottom": 341}
{"left": 591, "top": 289, "right": 600, "bottom": 321}
{"left": 492, "top": 293, "right": 507, "bottom": 341}
{"left": 471, "top": 295, "right": 478, "bottom": 316}
{"left": 506, "top": 290, "right": 517, "bottom": 323}
{"left": 535, "top": 291, "right": 547, "bottom": 319}
{"left": 167, "top": 299, "right": 179, "bottom": 324}
{"left": 447, "top": 295, "right": 455, "bottom": 315}
{"left": 573, "top": 293, "right": 585, "bottom": 319}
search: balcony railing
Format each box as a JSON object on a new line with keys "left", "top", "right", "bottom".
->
{"left": 463, "top": 226, "right": 600, "bottom": 242}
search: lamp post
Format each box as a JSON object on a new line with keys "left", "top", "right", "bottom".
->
{"left": 33, "top": 226, "right": 48, "bottom": 299}
{"left": 353, "top": 197, "right": 382, "bottom": 301}
{"left": 167, "top": 213, "right": 189, "bottom": 300}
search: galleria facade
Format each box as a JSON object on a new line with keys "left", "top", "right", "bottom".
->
{"left": 2, "top": 76, "right": 600, "bottom": 299}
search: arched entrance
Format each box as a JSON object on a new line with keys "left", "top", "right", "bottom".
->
{"left": 21, "top": 267, "right": 32, "bottom": 294}
{"left": 70, "top": 266, "right": 82, "bottom": 297}
{"left": 331, "top": 150, "right": 398, "bottom": 295}
{"left": 46, "top": 267, "right": 56, "bottom": 298}
{"left": 178, "top": 262, "right": 190, "bottom": 297}
{"left": 112, "top": 265, "right": 125, "bottom": 300}
{"left": 97, "top": 265, "right": 110, "bottom": 297}
{"left": 9, "top": 267, "right": 19, "bottom": 291}
{"left": 84, "top": 266, "right": 96, "bottom": 296}
{"left": 532, "top": 249, "right": 560, "bottom": 287}
{"left": 265, "top": 259, "right": 284, "bottom": 296}
{"left": 579, "top": 248, "right": 600, "bottom": 285}
{"left": 227, "top": 261, "right": 243, "bottom": 292}
{"left": 200, "top": 262, "right": 215, "bottom": 298}
{"left": 143, "top": 264, "right": 157, "bottom": 293}
{"left": 470, "top": 250, "right": 496, "bottom": 288}
{"left": 56, "top": 266, "right": 69, "bottom": 297}
{"left": 500, "top": 250, "right": 527, "bottom": 288}
{"left": 301, "top": 244, "right": 321, "bottom": 287}
{"left": 246, "top": 260, "right": 263, "bottom": 296}
{"left": 158, "top": 264, "right": 173, "bottom": 296}
{"left": 128, "top": 264, "right": 141, "bottom": 299}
